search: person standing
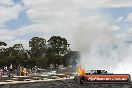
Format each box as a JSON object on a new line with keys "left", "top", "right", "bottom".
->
{"left": 8, "top": 64, "right": 13, "bottom": 77}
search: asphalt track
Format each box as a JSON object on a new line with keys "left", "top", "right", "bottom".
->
{"left": 0, "top": 79, "right": 132, "bottom": 88}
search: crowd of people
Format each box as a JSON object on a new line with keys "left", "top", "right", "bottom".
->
{"left": 0, "top": 64, "right": 13, "bottom": 77}
{"left": 0, "top": 64, "right": 44, "bottom": 78}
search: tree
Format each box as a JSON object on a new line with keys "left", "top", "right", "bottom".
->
{"left": 29, "top": 37, "right": 47, "bottom": 68}
{"left": 0, "top": 41, "right": 7, "bottom": 54}
{"left": 0, "top": 36, "right": 75, "bottom": 68}
{"left": 48, "top": 36, "right": 70, "bottom": 55}
{"left": 4, "top": 47, "right": 16, "bottom": 67}
{"left": 0, "top": 41, "right": 7, "bottom": 46}
{"left": 29, "top": 37, "right": 46, "bottom": 57}
{"left": 46, "top": 36, "right": 70, "bottom": 67}
{"left": 0, "top": 41, "right": 7, "bottom": 67}
{"left": 13, "top": 44, "right": 23, "bottom": 51}
{"left": 12, "top": 44, "right": 27, "bottom": 67}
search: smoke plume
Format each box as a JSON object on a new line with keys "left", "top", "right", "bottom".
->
{"left": 74, "top": 15, "right": 132, "bottom": 75}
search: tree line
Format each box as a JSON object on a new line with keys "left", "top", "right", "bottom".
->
{"left": 0, "top": 36, "right": 80, "bottom": 69}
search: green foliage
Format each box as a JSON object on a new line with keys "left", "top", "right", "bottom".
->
{"left": 29, "top": 37, "right": 46, "bottom": 57}
{"left": 48, "top": 36, "right": 70, "bottom": 55}
{"left": 29, "top": 37, "right": 47, "bottom": 68}
{"left": 13, "top": 44, "right": 23, "bottom": 50}
{"left": 0, "top": 41, "right": 7, "bottom": 46}
{"left": 0, "top": 36, "right": 78, "bottom": 69}
{"left": 46, "top": 36, "right": 70, "bottom": 67}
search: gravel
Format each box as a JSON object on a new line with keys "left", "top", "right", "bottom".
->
{"left": 0, "top": 79, "right": 132, "bottom": 88}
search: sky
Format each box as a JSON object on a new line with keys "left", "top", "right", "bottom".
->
{"left": 1, "top": 0, "right": 132, "bottom": 50}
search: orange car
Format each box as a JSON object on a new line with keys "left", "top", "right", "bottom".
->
{"left": 74, "top": 67, "right": 131, "bottom": 84}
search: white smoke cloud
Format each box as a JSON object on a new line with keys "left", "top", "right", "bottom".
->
{"left": 74, "top": 14, "right": 132, "bottom": 75}
{"left": 74, "top": 15, "right": 118, "bottom": 69}
{"left": 114, "top": 44, "right": 132, "bottom": 76}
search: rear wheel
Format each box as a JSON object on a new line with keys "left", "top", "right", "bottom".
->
{"left": 77, "top": 76, "right": 86, "bottom": 84}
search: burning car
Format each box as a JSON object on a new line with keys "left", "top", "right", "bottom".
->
{"left": 74, "top": 66, "right": 131, "bottom": 84}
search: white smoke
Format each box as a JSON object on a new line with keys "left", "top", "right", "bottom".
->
{"left": 74, "top": 15, "right": 132, "bottom": 75}
{"left": 114, "top": 44, "right": 132, "bottom": 75}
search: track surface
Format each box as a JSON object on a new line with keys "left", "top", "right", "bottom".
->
{"left": 0, "top": 79, "right": 132, "bottom": 88}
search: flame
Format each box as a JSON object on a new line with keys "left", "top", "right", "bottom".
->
{"left": 78, "top": 65, "right": 86, "bottom": 76}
